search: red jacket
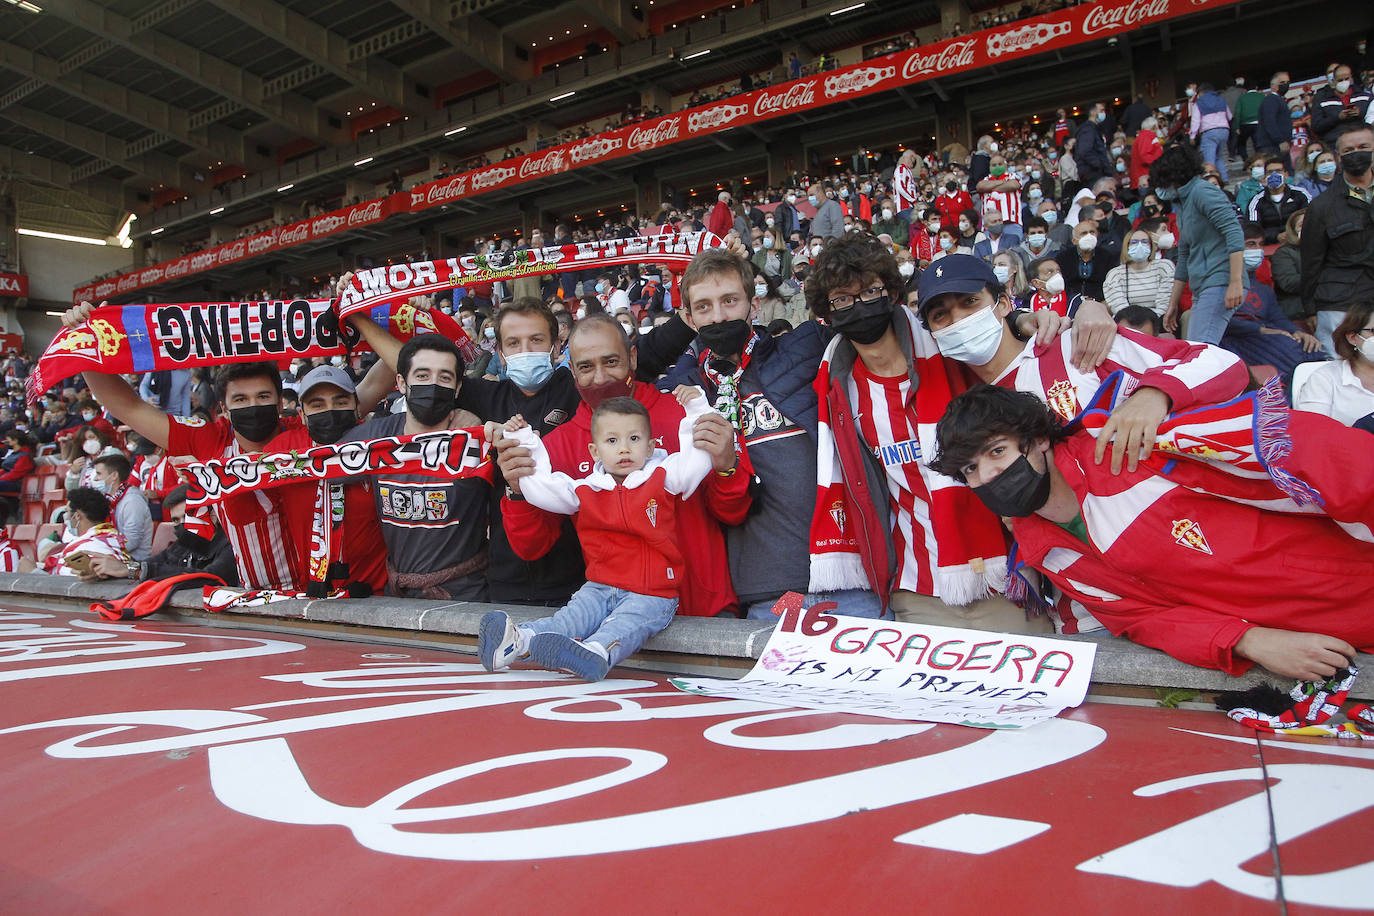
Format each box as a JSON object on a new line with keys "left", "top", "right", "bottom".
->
{"left": 707, "top": 201, "right": 734, "bottom": 238}
{"left": 566, "top": 466, "right": 686, "bottom": 598}
{"left": 1015, "top": 432, "right": 1374, "bottom": 674}
{"left": 933, "top": 190, "right": 973, "bottom": 228}
{"left": 503, "top": 382, "right": 752, "bottom": 614}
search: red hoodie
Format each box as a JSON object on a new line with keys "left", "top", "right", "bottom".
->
{"left": 502, "top": 382, "right": 752, "bottom": 615}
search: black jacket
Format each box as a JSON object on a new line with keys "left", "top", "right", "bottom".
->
{"left": 1311, "top": 85, "right": 1373, "bottom": 146}
{"left": 1073, "top": 121, "right": 1111, "bottom": 187}
{"left": 146, "top": 528, "right": 239, "bottom": 586}
{"left": 1055, "top": 246, "right": 1117, "bottom": 303}
{"left": 1300, "top": 173, "right": 1374, "bottom": 313}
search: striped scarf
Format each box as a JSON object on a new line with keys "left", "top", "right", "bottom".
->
{"left": 808, "top": 306, "right": 1009, "bottom": 605}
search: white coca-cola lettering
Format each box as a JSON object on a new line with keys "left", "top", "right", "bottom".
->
{"left": 279, "top": 223, "right": 311, "bottom": 245}
{"left": 246, "top": 229, "right": 280, "bottom": 255}
{"left": 423, "top": 176, "right": 468, "bottom": 206}
{"left": 471, "top": 165, "right": 516, "bottom": 191}
{"left": 901, "top": 39, "right": 978, "bottom": 78}
{"left": 215, "top": 240, "right": 246, "bottom": 265}
{"left": 686, "top": 104, "right": 749, "bottom": 132}
{"left": 986, "top": 20, "right": 1073, "bottom": 57}
{"left": 822, "top": 66, "right": 895, "bottom": 98}
{"left": 628, "top": 118, "right": 681, "bottom": 151}
{"left": 164, "top": 259, "right": 189, "bottom": 279}
{"left": 190, "top": 251, "right": 218, "bottom": 271}
{"left": 1082, "top": 0, "right": 1170, "bottom": 35}
{"left": 753, "top": 80, "right": 817, "bottom": 117}
{"left": 0, "top": 277, "right": 20, "bottom": 293}
{"left": 569, "top": 136, "right": 623, "bottom": 163}
{"left": 115, "top": 275, "right": 139, "bottom": 293}
{"left": 346, "top": 201, "right": 385, "bottom": 226}
{"left": 518, "top": 149, "right": 568, "bottom": 179}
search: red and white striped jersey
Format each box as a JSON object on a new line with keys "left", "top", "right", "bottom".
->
{"left": 982, "top": 184, "right": 1022, "bottom": 226}
{"left": 133, "top": 454, "right": 181, "bottom": 499}
{"left": 894, "top": 162, "right": 919, "bottom": 213}
{"left": 167, "top": 415, "right": 301, "bottom": 590}
{"left": 846, "top": 359, "right": 939, "bottom": 596}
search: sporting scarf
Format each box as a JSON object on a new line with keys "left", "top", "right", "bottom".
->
{"left": 700, "top": 333, "right": 757, "bottom": 430}
{"left": 1216, "top": 666, "right": 1374, "bottom": 741}
{"left": 104, "top": 477, "right": 133, "bottom": 513}
{"left": 308, "top": 481, "right": 346, "bottom": 595}
{"left": 29, "top": 298, "right": 461, "bottom": 405}
{"left": 335, "top": 232, "right": 724, "bottom": 317}
{"left": 183, "top": 427, "right": 494, "bottom": 512}
{"left": 808, "top": 306, "right": 1009, "bottom": 605}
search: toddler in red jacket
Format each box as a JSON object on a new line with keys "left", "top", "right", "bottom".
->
{"left": 479, "top": 388, "right": 713, "bottom": 680}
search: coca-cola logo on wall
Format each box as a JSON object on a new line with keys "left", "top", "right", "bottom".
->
{"left": 901, "top": 39, "right": 978, "bottom": 78}
{"left": 986, "top": 20, "right": 1073, "bottom": 57}
{"left": 346, "top": 201, "right": 385, "bottom": 227}
{"left": 753, "top": 80, "right": 817, "bottom": 117}
{"left": 279, "top": 223, "right": 311, "bottom": 245}
{"left": 628, "top": 118, "right": 682, "bottom": 151}
{"left": 1082, "top": 0, "right": 1171, "bottom": 35}
{"left": 686, "top": 104, "right": 749, "bottom": 132}
{"left": 569, "top": 137, "right": 623, "bottom": 164}
{"left": 471, "top": 165, "right": 516, "bottom": 191}
{"left": 518, "top": 150, "right": 568, "bottom": 180}
{"left": 823, "top": 66, "right": 895, "bottom": 98}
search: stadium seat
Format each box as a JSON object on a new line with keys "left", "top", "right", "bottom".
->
{"left": 36, "top": 523, "right": 62, "bottom": 545}
{"left": 1248, "top": 365, "right": 1279, "bottom": 387}
{"left": 150, "top": 522, "right": 176, "bottom": 555}
{"left": 40, "top": 489, "right": 66, "bottom": 522}
{"left": 1290, "top": 360, "right": 1322, "bottom": 403}
{"left": 10, "top": 524, "right": 37, "bottom": 561}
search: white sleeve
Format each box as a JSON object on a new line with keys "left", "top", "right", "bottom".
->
{"left": 507, "top": 426, "right": 582, "bottom": 516}
{"left": 660, "top": 391, "right": 716, "bottom": 498}
{"left": 1294, "top": 366, "right": 1336, "bottom": 417}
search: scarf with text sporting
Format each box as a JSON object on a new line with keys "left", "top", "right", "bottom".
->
{"left": 335, "top": 231, "right": 725, "bottom": 317}
{"left": 183, "top": 427, "right": 494, "bottom": 591}
{"left": 808, "top": 306, "right": 1008, "bottom": 606}
{"left": 28, "top": 298, "right": 464, "bottom": 405}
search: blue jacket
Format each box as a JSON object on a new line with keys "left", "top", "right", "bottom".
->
{"left": 1173, "top": 176, "right": 1244, "bottom": 293}
{"left": 661, "top": 320, "right": 830, "bottom": 438}
{"left": 1254, "top": 92, "right": 1292, "bottom": 151}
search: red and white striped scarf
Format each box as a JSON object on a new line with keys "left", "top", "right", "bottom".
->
{"left": 808, "top": 306, "right": 1009, "bottom": 605}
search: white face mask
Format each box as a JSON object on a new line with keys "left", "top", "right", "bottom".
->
{"left": 766, "top": 217, "right": 775, "bottom": 227}
{"left": 754, "top": 282, "right": 769, "bottom": 297}
{"left": 1361, "top": 337, "right": 1374, "bottom": 363}
{"left": 1251, "top": 166, "right": 1265, "bottom": 181}
{"left": 1156, "top": 231, "right": 1176, "bottom": 249}
{"left": 1077, "top": 233, "right": 1098, "bottom": 252}
{"left": 1127, "top": 241, "right": 1152, "bottom": 262}
{"left": 1337, "top": 79, "right": 1352, "bottom": 94}
{"left": 82, "top": 439, "right": 102, "bottom": 456}
{"left": 1044, "top": 273, "right": 1066, "bottom": 295}
{"left": 898, "top": 262, "right": 915, "bottom": 278}
{"left": 993, "top": 265, "right": 1012, "bottom": 284}
{"left": 931, "top": 304, "right": 1005, "bottom": 366}
{"left": 1242, "top": 248, "right": 1264, "bottom": 269}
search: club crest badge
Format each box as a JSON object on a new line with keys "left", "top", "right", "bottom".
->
{"left": 829, "top": 498, "right": 846, "bottom": 532}
{"left": 1171, "top": 518, "right": 1213, "bottom": 555}
{"left": 645, "top": 498, "right": 658, "bottom": 527}
{"left": 1046, "top": 379, "right": 1080, "bottom": 421}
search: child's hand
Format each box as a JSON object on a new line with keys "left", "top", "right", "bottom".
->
{"left": 503, "top": 414, "right": 529, "bottom": 434}
{"left": 673, "top": 385, "right": 705, "bottom": 406}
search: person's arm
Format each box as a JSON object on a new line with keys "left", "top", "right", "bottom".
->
{"left": 1299, "top": 206, "right": 1327, "bottom": 311}
{"left": 0, "top": 452, "right": 33, "bottom": 482}
{"left": 660, "top": 391, "right": 716, "bottom": 497}
{"left": 1310, "top": 95, "right": 1340, "bottom": 139}
{"left": 1110, "top": 329, "right": 1250, "bottom": 412}
{"left": 501, "top": 499, "right": 568, "bottom": 561}
{"left": 346, "top": 312, "right": 403, "bottom": 370}
{"left": 354, "top": 355, "right": 396, "bottom": 416}
{"left": 1152, "top": 260, "right": 1175, "bottom": 317}
{"left": 117, "top": 498, "right": 152, "bottom": 563}
{"left": 1293, "top": 366, "right": 1335, "bottom": 415}
{"left": 506, "top": 425, "right": 581, "bottom": 515}
{"left": 632, "top": 312, "right": 697, "bottom": 381}
{"left": 59, "top": 304, "right": 173, "bottom": 448}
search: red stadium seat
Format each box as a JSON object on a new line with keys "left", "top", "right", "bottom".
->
{"left": 40, "top": 489, "right": 67, "bottom": 523}
{"left": 36, "top": 523, "right": 62, "bottom": 545}
{"left": 150, "top": 522, "right": 176, "bottom": 555}
{"left": 10, "top": 524, "right": 37, "bottom": 561}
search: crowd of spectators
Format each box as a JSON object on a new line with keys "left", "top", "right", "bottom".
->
{"left": 20, "top": 53, "right": 1374, "bottom": 684}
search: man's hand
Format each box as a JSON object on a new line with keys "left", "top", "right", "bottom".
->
{"left": 1022, "top": 308, "right": 1069, "bottom": 350}
{"left": 692, "top": 411, "right": 737, "bottom": 472}
{"left": 1225, "top": 280, "right": 1244, "bottom": 311}
{"left": 86, "top": 555, "right": 132, "bottom": 581}
{"left": 1235, "top": 627, "right": 1356, "bottom": 680}
{"left": 494, "top": 433, "right": 534, "bottom": 495}
{"left": 1067, "top": 298, "right": 1117, "bottom": 371}
{"left": 1292, "top": 330, "right": 1322, "bottom": 353}
{"left": 1094, "top": 387, "right": 1170, "bottom": 474}
{"left": 1162, "top": 302, "right": 1180, "bottom": 334}
{"left": 65, "top": 301, "right": 102, "bottom": 328}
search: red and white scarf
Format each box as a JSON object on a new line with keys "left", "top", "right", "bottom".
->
{"left": 808, "top": 306, "right": 1009, "bottom": 605}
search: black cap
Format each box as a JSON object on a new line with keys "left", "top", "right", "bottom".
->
{"left": 916, "top": 254, "right": 997, "bottom": 320}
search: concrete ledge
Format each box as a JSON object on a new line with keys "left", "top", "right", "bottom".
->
{"left": 1, "top": 575, "right": 1367, "bottom": 699}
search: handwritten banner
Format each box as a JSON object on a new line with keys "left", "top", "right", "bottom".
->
{"left": 183, "top": 427, "right": 494, "bottom": 511}
{"left": 337, "top": 231, "right": 721, "bottom": 315}
{"left": 672, "top": 595, "right": 1096, "bottom": 728}
{"left": 29, "top": 298, "right": 450, "bottom": 403}
{"left": 73, "top": 0, "right": 1245, "bottom": 306}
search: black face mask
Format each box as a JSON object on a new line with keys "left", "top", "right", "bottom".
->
{"left": 173, "top": 523, "right": 214, "bottom": 552}
{"left": 228, "top": 404, "right": 280, "bottom": 443}
{"left": 946, "top": 181, "right": 958, "bottom": 193}
{"left": 405, "top": 383, "right": 456, "bottom": 426}
{"left": 1341, "top": 150, "right": 1373, "bottom": 177}
{"left": 829, "top": 295, "right": 894, "bottom": 346}
{"left": 305, "top": 408, "right": 357, "bottom": 445}
{"left": 696, "top": 318, "right": 754, "bottom": 366}
{"left": 971, "top": 453, "right": 1052, "bottom": 518}
{"left": 1277, "top": 81, "right": 1291, "bottom": 94}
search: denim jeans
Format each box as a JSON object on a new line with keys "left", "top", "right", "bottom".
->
{"left": 1185, "top": 284, "right": 1230, "bottom": 345}
{"left": 519, "top": 581, "right": 677, "bottom": 666}
{"left": 743, "top": 588, "right": 891, "bottom": 621}
{"left": 1315, "top": 310, "right": 1344, "bottom": 360}
{"left": 1198, "top": 128, "right": 1230, "bottom": 181}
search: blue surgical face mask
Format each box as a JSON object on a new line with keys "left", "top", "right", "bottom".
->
{"left": 1317, "top": 160, "right": 1338, "bottom": 178}
{"left": 504, "top": 350, "right": 554, "bottom": 390}
{"left": 1041, "top": 210, "right": 1058, "bottom": 224}
{"left": 1155, "top": 186, "right": 1178, "bottom": 202}
{"left": 808, "top": 194, "right": 819, "bottom": 207}
{"left": 1243, "top": 248, "right": 1264, "bottom": 269}
{"left": 1264, "top": 171, "right": 1285, "bottom": 190}
{"left": 595, "top": 281, "right": 607, "bottom": 294}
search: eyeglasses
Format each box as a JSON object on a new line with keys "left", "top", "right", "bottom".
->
{"left": 828, "top": 284, "right": 887, "bottom": 311}
{"left": 1357, "top": 328, "right": 1374, "bottom": 339}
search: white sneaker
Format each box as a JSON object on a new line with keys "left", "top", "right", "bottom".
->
{"left": 478, "top": 611, "right": 522, "bottom": 671}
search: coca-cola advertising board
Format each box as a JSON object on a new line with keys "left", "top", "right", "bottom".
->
{"left": 76, "top": 0, "right": 1243, "bottom": 305}
{"left": 0, "top": 272, "right": 28, "bottom": 298}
